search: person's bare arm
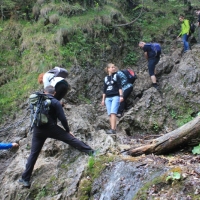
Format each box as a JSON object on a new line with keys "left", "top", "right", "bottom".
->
{"left": 101, "top": 93, "right": 106, "bottom": 106}
{"left": 119, "top": 89, "right": 124, "bottom": 102}
{"left": 144, "top": 52, "right": 148, "bottom": 60}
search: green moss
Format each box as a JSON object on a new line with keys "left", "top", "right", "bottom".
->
{"left": 77, "top": 155, "right": 115, "bottom": 199}
{"left": 0, "top": 72, "right": 39, "bottom": 122}
{"left": 133, "top": 174, "right": 166, "bottom": 200}
{"left": 166, "top": 93, "right": 200, "bottom": 128}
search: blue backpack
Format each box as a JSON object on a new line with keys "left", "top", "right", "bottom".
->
{"left": 147, "top": 43, "right": 161, "bottom": 57}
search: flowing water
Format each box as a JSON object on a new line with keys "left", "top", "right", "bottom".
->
{"left": 92, "top": 156, "right": 168, "bottom": 200}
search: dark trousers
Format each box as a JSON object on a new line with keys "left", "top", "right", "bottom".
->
{"left": 22, "top": 125, "right": 93, "bottom": 181}
{"left": 117, "top": 86, "right": 133, "bottom": 115}
{"left": 148, "top": 57, "right": 160, "bottom": 76}
{"left": 54, "top": 80, "right": 68, "bottom": 101}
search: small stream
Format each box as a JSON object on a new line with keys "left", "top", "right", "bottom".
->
{"left": 91, "top": 156, "right": 168, "bottom": 200}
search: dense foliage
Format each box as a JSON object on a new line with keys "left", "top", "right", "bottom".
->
{"left": 0, "top": 0, "right": 198, "bottom": 121}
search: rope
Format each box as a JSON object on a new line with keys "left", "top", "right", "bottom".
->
{"left": 113, "top": 0, "right": 144, "bottom": 27}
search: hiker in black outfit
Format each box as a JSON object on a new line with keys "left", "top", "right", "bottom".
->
{"left": 139, "top": 41, "right": 160, "bottom": 89}
{"left": 19, "top": 86, "right": 95, "bottom": 187}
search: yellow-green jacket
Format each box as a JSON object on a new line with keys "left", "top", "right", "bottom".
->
{"left": 178, "top": 19, "right": 190, "bottom": 36}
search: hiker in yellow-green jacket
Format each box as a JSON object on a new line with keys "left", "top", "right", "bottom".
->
{"left": 177, "top": 15, "right": 190, "bottom": 53}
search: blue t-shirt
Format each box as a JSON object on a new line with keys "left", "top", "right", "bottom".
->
{"left": 117, "top": 71, "right": 133, "bottom": 92}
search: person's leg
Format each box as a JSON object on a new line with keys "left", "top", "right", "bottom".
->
{"left": 54, "top": 81, "right": 68, "bottom": 101}
{"left": 105, "top": 97, "right": 112, "bottom": 116}
{"left": 182, "top": 34, "right": 190, "bottom": 51}
{"left": 117, "top": 101, "right": 125, "bottom": 115}
{"left": 148, "top": 59, "right": 157, "bottom": 84}
{"left": 110, "top": 114, "right": 117, "bottom": 130}
{"left": 105, "top": 97, "right": 112, "bottom": 129}
{"left": 118, "top": 86, "right": 133, "bottom": 115}
{"left": 123, "top": 86, "right": 133, "bottom": 111}
{"left": 47, "top": 125, "right": 94, "bottom": 155}
{"left": 148, "top": 58, "right": 160, "bottom": 87}
{"left": 22, "top": 133, "right": 46, "bottom": 181}
{"left": 110, "top": 96, "right": 120, "bottom": 130}
{"left": 151, "top": 75, "right": 156, "bottom": 83}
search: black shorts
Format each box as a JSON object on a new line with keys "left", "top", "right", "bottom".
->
{"left": 148, "top": 57, "right": 160, "bottom": 76}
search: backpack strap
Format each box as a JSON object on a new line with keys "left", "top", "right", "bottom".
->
{"left": 47, "top": 67, "right": 60, "bottom": 82}
{"left": 48, "top": 76, "right": 55, "bottom": 82}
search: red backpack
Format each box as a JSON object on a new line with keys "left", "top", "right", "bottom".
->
{"left": 121, "top": 69, "right": 137, "bottom": 84}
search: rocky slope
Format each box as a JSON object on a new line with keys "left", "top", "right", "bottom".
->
{"left": 0, "top": 44, "right": 200, "bottom": 199}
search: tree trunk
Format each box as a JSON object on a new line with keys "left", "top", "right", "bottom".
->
{"left": 128, "top": 116, "right": 200, "bottom": 156}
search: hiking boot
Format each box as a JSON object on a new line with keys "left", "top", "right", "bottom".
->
{"left": 183, "top": 50, "right": 190, "bottom": 53}
{"left": 106, "top": 129, "right": 116, "bottom": 135}
{"left": 152, "top": 83, "right": 158, "bottom": 89}
{"left": 152, "top": 83, "right": 161, "bottom": 91}
{"left": 18, "top": 178, "right": 31, "bottom": 187}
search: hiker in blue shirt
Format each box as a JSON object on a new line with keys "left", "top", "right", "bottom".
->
{"left": 139, "top": 41, "right": 161, "bottom": 89}
{"left": 115, "top": 67, "right": 133, "bottom": 118}
{"left": 0, "top": 142, "right": 18, "bottom": 150}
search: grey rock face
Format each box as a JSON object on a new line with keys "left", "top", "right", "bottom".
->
{"left": 0, "top": 46, "right": 200, "bottom": 199}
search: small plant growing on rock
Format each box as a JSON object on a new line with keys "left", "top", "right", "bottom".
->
{"left": 88, "top": 156, "right": 95, "bottom": 171}
{"left": 192, "top": 144, "right": 200, "bottom": 155}
{"left": 166, "top": 172, "right": 181, "bottom": 182}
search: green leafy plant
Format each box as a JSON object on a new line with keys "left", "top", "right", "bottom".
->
{"left": 170, "top": 110, "right": 177, "bottom": 119}
{"left": 192, "top": 144, "right": 200, "bottom": 155}
{"left": 153, "top": 122, "right": 159, "bottom": 131}
{"left": 35, "top": 187, "right": 47, "bottom": 200}
{"left": 177, "top": 115, "right": 193, "bottom": 127}
{"left": 166, "top": 172, "right": 181, "bottom": 182}
{"left": 123, "top": 52, "right": 138, "bottom": 65}
{"left": 88, "top": 156, "right": 95, "bottom": 171}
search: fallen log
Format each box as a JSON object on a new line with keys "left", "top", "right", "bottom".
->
{"left": 128, "top": 116, "right": 200, "bottom": 156}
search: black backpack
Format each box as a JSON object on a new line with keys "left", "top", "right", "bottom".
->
{"left": 189, "top": 23, "right": 196, "bottom": 34}
{"left": 184, "top": 21, "right": 196, "bottom": 35}
{"left": 48, "top": 67, "right": 68, "bottom": 82}
{"left": 29, "top": 92, "right": 53, "bottom": 129}
{"left": 121, "top": 69, "right": 137, "bottom": 84}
